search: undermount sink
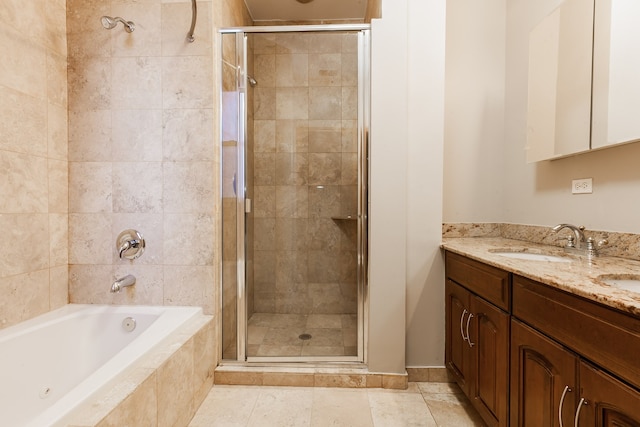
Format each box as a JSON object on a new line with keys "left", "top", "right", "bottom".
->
{"left": 489, "top": 249, "right": 571, "bottom": 263}
{"left": 597, "top": 275, "right": 640, "bottom": 293}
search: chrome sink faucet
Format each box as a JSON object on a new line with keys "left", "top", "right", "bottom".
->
{"left": 551, "top": 224, "right": 608, "bottom": 257}
{"left": 551, "top": 223, "right": 586, "bottom": 249}
{"left": 111, "top": 274, "right": 136, "bottom": 293}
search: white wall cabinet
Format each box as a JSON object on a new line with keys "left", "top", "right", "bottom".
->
{"left": 592, "top": 0, "right": 640, "bottom": 150}
{"left": 527, "top": 0, "right": 640, "bottom": 162}
{"left": 526, "top": 0, "right": 594, "bottom": 162}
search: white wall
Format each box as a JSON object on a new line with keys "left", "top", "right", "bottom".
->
{"left": 368, "top": 0, "right": 446, "bottom": 372}
{"left": 368, "top": 0, "right": 408, "bottom": 374}
{"left": 445, "top": 0, "right": 640, "bottom": 234}
{"left": 443, "top": 0, "right": 507, "bottom": 223}
{"left": 405, "top": 0, "right": 446, "bottom": 367}
{"left": 504, "top": 0, "right": 640, "bottom": 233}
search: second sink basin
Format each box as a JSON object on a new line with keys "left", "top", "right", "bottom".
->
{"left": 489, "top": 249, "right": 571, "bottom": 263}
{"left": 597, "top": 275, "right": 640, "bottom": 293}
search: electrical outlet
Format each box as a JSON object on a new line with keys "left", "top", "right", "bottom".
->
{"left": 572, "top": 178, "right": 593, "bottom": 194}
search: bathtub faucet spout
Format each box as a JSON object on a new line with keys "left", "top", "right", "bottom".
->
{"left": 111, "top": 274, "right": 136, "bottom": 293}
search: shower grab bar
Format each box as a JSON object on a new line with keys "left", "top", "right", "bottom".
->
{"left": 187, "top": 0, "right": 197, "bottom": 42}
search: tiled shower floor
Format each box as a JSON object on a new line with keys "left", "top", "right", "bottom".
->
{"left": 247, "top": 312, "right": 358, "bottom": 357}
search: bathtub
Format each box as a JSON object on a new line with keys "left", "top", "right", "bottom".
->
{"left": 0, "top": 304, "right": 203, "bottom": 427}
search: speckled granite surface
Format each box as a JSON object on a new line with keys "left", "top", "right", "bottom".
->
{"left": 443, "top": 223, "right": 640, "bottom": 261}
{"left": 441, "top": 236, "right": 640, "bottom": 317}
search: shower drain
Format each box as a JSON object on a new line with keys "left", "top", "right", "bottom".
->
{"left": 298, "top": 333, "right": 312, "bottom": 341}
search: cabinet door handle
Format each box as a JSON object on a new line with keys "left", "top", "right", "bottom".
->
{"left": 574, "top": 397, "right": 587, "bottom": 427}
{"left": 460, "top": 309, "right": 468, "bottom": 342}
{"left": 558, "top": 385, "right": 572, "bottom": 427}
{"left": 466, "top": 313, "right": 475, "bottom": 347}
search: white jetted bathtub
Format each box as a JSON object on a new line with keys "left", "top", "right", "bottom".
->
{"left": 0, "top": 304, "right": 203, "bottom": 427}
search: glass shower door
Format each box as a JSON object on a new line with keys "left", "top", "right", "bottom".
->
{"left": 221, "top": 27, "right": 369, "bottom": 362}
{"left": 221, "top": 32, "right": 247, "bottom": 360}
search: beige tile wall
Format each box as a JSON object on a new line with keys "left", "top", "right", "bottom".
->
{"left": 66, "top": 0, "right": 215, "bottom": 311}
{"left": 0, "top": 0, "right": 69, "bottom": 329}
{"left": 66, "top": 0, "right": 251, "bottom": 317}
{"left": 250, "top": 32, "right": 359, "bottom": 315}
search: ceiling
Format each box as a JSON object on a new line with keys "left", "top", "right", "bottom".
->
{"left": 243, "top": 0, "right": 367, "bottom": 22}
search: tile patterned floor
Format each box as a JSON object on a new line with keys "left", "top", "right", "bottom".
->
{"left": 189, "top": 382, "right": 486, "bottom": 426}
{"left": 247, "top": 313, "right": 358, "bottom": 357}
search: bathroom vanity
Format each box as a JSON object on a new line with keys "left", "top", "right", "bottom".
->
{"left": 443, "top": 239, "right": 640, "bottom": 427}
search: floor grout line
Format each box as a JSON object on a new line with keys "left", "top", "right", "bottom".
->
{"left": 189, "top": 382, "right": 486, "bottom": 426}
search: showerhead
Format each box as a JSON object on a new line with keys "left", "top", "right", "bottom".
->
{"left": 100, "top": 16, "right": 135, "bottom": 33}
{"left": 100, "top": 16, "right": 117, "bottom": 29}
{"left": 247, "top": 75, "right": 258, "bottom": 87}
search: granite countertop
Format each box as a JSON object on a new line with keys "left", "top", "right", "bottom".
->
{"left": 441, "top": 237, "right": 640, "bottom": 317}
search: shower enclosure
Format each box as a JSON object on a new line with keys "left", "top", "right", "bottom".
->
{"left": 221, "top": 25, "right": 370, "bottom": 362}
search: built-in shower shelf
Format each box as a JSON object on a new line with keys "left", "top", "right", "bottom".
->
{"left": 331, "top": 215, "right": 357, "bottom": 221}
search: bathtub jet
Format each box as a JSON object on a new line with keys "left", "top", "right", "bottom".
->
{"left": 110, "top": 274, "right": 136, "bottom": 293}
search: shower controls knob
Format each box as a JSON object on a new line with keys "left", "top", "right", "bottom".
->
{"left": 116, "top": 229, "right": 145, "bottom": 260}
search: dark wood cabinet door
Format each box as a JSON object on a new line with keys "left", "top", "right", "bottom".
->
{"left": 510, "top": 319, "right": 578, "bottom": 427}
{"left": 513, "top": 275, "right": 640, "bottom": 390}
{"left": 445, "top": 279, "right": 472, "bottom": 395}
{"left": 470, "top": 296, "right": 510, "bottom": 427}
{"left": 577, "top": 362, "right": 640, "bottom": 427}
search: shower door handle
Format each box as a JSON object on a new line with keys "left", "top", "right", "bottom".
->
{"left": 245, "top": 198, "right": 252, "bottom": 214}
{"left": 232, "top": 173, "right": 237, "bottom": 196}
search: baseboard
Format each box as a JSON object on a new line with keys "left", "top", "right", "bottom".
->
{"left": 214, "top": 365, "right": 409, "bottom": 390}
{"left": 405, "top": 367, "right": 454, "bottom": 383}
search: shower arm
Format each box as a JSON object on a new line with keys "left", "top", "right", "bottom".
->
{"left": 113, "top": 17, "right": 132, "bottom": 29}
{"left": 187, "top": 0, "right": 197, "bottom": 43}
{"left": 100, "top": 16, "right": 135, "bottom": 33}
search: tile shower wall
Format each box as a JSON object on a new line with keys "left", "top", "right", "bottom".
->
{"left": 251, "top": 32, "right": 359, "bottom": 315}
{"left": 67, "top": 0, "right": 251, "bottom": 314}
{"left": 0, "top": 0, "right": 69, "bottom": 329}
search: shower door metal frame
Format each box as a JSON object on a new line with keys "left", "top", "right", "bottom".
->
{"left": 236, "top": 32, "right": 249, "bottom": 362}
{"left": 220, "top": 24, "right": 371, "bottom": 364}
